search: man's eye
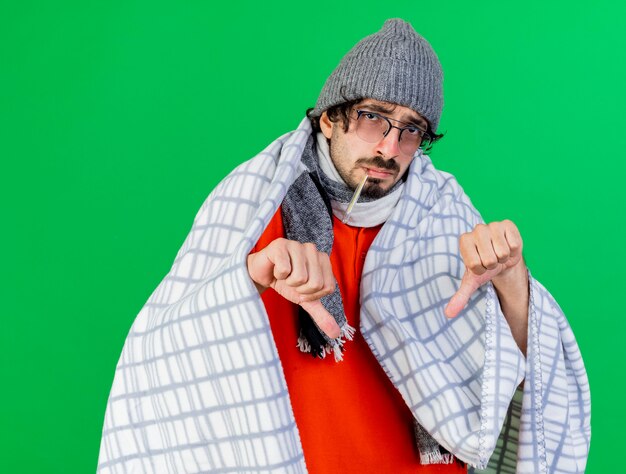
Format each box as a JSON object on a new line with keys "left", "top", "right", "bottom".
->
{"left": 364, "top": 113, "right": 379, "bottom": 120}
{"left": 405, "top": 127, "right": 423, "bottom": 136}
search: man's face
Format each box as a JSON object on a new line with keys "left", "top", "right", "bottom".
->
{"left": 320, "top": 99, "right": 428, "bottom": 199}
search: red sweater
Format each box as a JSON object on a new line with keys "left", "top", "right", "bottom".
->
{"left": 253, "top": 208, "right": 466, "bottom": 474}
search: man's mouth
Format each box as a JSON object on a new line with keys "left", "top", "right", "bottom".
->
{"left": 363, "top": 167, "right": 395, "bottom": 179}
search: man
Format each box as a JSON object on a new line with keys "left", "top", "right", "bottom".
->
{"left": 98, "top": 19, "right": 590, "bottom": 473}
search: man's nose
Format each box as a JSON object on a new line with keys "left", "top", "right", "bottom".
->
{"left": 375, "top": 127, "right": 401, "bottom": 158}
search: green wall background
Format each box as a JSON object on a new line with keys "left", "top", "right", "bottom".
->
{"left": 2, "top": 1, "right": 624, "bottom": 472}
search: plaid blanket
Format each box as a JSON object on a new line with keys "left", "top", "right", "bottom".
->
{"left": 97, "top": 118, "right": 591, "bottom": 473}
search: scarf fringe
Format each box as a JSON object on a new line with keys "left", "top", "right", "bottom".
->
{"left": 296, "top": 323, "right": 357, "bottom": 362}
{"left": 342, "top": 323, "right": 356, "bottom": 341}
{"left": 296, "top": 336, "right": 311, "bottom": 353}
{"left": 419, "top": 452, "right": 455, "bottom": 465}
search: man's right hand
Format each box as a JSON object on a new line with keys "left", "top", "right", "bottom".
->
{"left": 247, "top": 238, "right": 341, "bottom": 339}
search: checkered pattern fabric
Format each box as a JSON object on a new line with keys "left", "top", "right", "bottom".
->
{"left": 97, "top": 118, "right": 590, "bottom": 473}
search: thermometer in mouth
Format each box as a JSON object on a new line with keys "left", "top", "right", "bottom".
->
{"left": 342, "top": 174, "right": 368, "bottom": 224}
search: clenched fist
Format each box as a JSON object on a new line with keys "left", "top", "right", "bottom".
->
{"left": 247, "top": 238, "right": 341, "bottom": 339}
{"left": 445, "top": 220, "right": 526, "bottom": 319}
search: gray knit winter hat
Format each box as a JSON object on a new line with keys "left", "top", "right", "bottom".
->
{"left": 310, "top": 18, "right": 444, "bottom": 132}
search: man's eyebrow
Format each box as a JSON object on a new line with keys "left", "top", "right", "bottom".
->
{"left": 359, "top": 103, "right": 428, "bottom": 129}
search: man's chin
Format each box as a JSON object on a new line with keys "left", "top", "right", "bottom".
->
{"left": 361, "top": 179, "right": 391, "bottom": 199}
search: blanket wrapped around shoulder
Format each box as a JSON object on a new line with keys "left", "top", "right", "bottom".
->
{"left": 97, "top": 118, "right": 591, "bottom": 473}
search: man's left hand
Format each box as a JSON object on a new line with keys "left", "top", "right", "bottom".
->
{"left": 445, "top": 220, "right": 525, "bottom": 318}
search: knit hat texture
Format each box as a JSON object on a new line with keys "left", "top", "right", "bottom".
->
{"left": 310, "top": 18, "right": 444, "bottom": 132}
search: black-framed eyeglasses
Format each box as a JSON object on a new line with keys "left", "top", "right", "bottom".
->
{"left": 353, "top": 109, "right": 432, "bottom": 155}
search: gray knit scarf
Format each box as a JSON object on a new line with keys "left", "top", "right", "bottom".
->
{"left": 281, "top": 133, "right": 403, "bottom": 360}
